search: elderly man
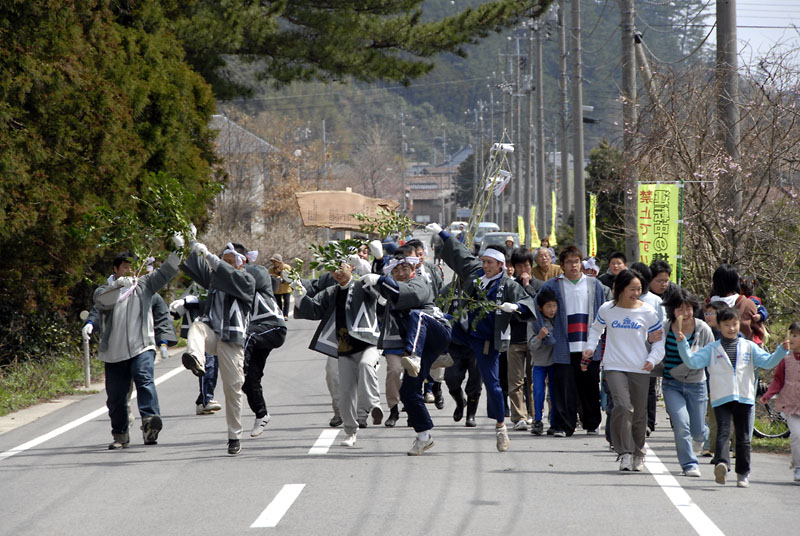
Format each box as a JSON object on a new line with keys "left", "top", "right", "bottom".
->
{"left": 531, "top": 247, "right": 563, "bottom": 281}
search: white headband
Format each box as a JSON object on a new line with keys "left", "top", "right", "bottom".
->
{"left": 246, "top": 250, "right": 259, "bottom": 264}
{"left": 583, "top": 257, "right": 599, "bottom": 272}
{"left": 481, "top": 249, "right": 506, "bottom": 265}
{"left": 144, "top": 256, "right": 155, "bottom": 273}
{"left": 383, "top": 256, "right": 420, "bottom": 275}
{"left": 223, "top": 242, "right": 247, "bottom": 267}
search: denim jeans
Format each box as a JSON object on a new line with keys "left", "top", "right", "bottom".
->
{"left": 532, "top": 365, "right": 553, "bottom": 422}
{"left": 662, "top": 377, "right": 709, "bottom": 471}
{"left": 195, "top": 354, "right": 219, "bottom": 407}
{"left": 105, "top": 350, "right": 159, "bottom": 434}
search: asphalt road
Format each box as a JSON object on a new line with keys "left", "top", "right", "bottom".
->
{"left": 1, "top": 258, "right": 798, "bottom": 535}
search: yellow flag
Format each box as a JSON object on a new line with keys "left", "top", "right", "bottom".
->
{"left": 517, "top": 215, "right": 525, "bottom": 248}
{"left": 529, "top": 206, "right": 539, "bottom": 248}
{"left": 588, "top": 193, "right": 597, "bottom": 257}
{"left": 637, "top": 183, "right": 679, "bottom": 267}
{"left": 549, "top": 190, "right": 558, "bottom": 246}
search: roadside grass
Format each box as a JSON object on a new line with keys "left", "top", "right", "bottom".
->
{"left": 0, "top": 354, "right": 103, "bottom": 417}
{"left": 752, "top": 435, "right": 791, "bottom": 454}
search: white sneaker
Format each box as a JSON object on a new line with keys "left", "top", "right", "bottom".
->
{"left": 632, "top": 456, "right": 645, "bottom": 472}
{"left": 341, "top": 433, "right": 357, "bottom": 448}
{"left": 206, "top": 399, "right": 222, "bottom": 412}
{"left": 619, "top": 453, "right": 633, "bottom": 471}
{"left": 407, "top": 436, "right": 435, "bottom": 456}
{"left": 683, "top": 467, "right": 702, "bottom": 478}
{"left": 250, "top": 414, "right": 272, "bottom": 437}
{"left": 401, "top": 354, "right": 421, "bottom": 377}
{"left": 737, "top": 474, "right": 750, "bottom": 488}
{"left": 794, "top": 468, "right": 800, "bottom": 484}
{"left": 424, "top": 391, "right": 435, "bottom": 403}
{"left": 196, "top": 404, "right": 213, "bottom": 415}
{"left": 496, "top": 425, "right": 510, "bottom": 452}
{"left": 512, "top": 420, "right": 528, "bottom": 431}
{"left": 431, "top": 353, "right": 454, "bottom": 369}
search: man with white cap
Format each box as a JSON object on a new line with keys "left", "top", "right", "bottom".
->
{"left": 582, "top": 257, "right": 600, "bottom": 277}
{"left": 427, "top": 223, "right": 536, "bottom": 452}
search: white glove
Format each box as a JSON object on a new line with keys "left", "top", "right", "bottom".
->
{"left": 193, "top": 242, "right": 209, "bottom": 257}
{"left": 377, "top": 296, "right": 387, "bottom": 306}
{"left": 347, "top": 254, "right": 361, "bottom": 267}
{"left": 292, "top": 285, "right": 307, "bottom": 298}
{"left": 281, "top": 270, "right": 292, "bottom": 283}
{"left": 171, "top": 232, "right": 185, "bottom": 250}
{"left": 169, "top": 298, "right": 185, "bottom": 315}
{"left": 160, "top": 344, "right": 169, "bottom": 360}
{"left": 205, "top": 252, "right": 221, "bottom": 270}
{"left": 189, "top": 223, "right": 197, "bottom": 240}
{"left": 499, "top": 302, "right": 519, "bottom": 314}
{"left": 81, "top": 323, "right": 93, "bottom": 341}
{"left": 426, "top": 223, "right": 443, "bottom": 234}
{"left": 185, "top": 295, "right": 199, "bottom": 304}
{"left": 360, "top": 273, "right": 380, "bottom": 287}
{"left": 368, "top": 239, "right": 384, "bottom": 260}
{"left": 112, "top": 276, "right": 135, "bottom": 289}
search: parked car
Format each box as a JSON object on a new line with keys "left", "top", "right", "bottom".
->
{"left": 472, "top": 222, "right": 500, "bottom": 254}
{"left": 478, "top": 232, "right": 520, "bottom": 256}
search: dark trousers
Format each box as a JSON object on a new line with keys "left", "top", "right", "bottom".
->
{"left": 499, "top": 352, "right": 509, "bottom": 414}
{"left": 445, "top": 340, "right": 483, "bottom": 402}
{"left": 195, "top": 354, "right": 218, "bottom": 406}
{"left": 467, "top": 339, "right": 504, "bottom": 422}
{"left": 242, "top": 327, "right": 287, "bottom": 419}
{"left": 647, "top": 376, "right": 658, "bottom": 430}
{"left": 550, "top": 353, "right": 602, "bottom": 435}
{"left": 400, "top": 314, "right": 451, "bottom": 432}
{"left": 274, "top": 293, "right": 290, "bottom": 317}
{"left": 714, "top": 401, "right": 752, "bottom": 475}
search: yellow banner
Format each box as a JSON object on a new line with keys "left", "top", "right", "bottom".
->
{"left": 517, "top": 215, "right": 525, "bottom": 248}
{"left": 588, "top": 193, "right": 597, "bottom": 257}
{"left": 637, "top": 183, "right": 679, "bottom": 267}
{"left": 549, "top": 190, "right": 558, "bottom": 246}
{"left": 530, "top": 206, "right": 539, "bottom": 248}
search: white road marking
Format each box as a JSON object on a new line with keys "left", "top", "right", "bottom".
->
{"left": 645, "top": 447, "right": 726, "bottom": 536}
{"left": 308, "top": 429, "right": 340, "bottom": 455}
{"left": 250, "top": 484, "right": 305, "bottom": 528}
{"left": 0, "top": 365, "right": 186, "bottom": 463}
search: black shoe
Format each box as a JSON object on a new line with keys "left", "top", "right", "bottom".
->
{"left": 329, "top": 415, "right": 343, "bottom": 427}
{"left": 181, "top": 352, "right": 205, "bottom": 378}
{"left": 452, "top": 393, "right": 466, "bottom": 422}
{"left": 465, "top": 397, "right": 479, "bottom": 428}
{"left": 141, "top": 415, "right": 162, "bottom": 445}
{"left": 546, "top": 427, "right": 556, "bottom": 436}
{"left": 385, "top": 405, "right": 399, "bottom": 427}
{"left": 434, "top": 390, "right": 445, "bottom": 410}
{"left": 357, "top": 417, "right": 368, "bottom": 429}
{"left": 531, "top": 421, "right": 544, "bottom": 435}
{"left": 227, "top": 439, "right": 241, "bottom": 455}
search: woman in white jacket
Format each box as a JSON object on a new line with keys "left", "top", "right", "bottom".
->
{"left": 583, "top": 269, "right": 665, "bottom": 472}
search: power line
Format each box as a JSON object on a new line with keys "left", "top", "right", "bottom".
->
{"left": 638, "top": 22, "right": 717, "bottom": 65}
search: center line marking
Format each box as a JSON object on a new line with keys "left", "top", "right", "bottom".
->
{"left": 0, "top": 365, "right": 187, "bottom": 463}
{"left": 251, "top": 484, "right": 305, "bottom": 528}
{"left": 645, "top": 447, "right": 725, "bottom": 536}
{"left": 308, "top": 429, "right": 340, "bottom": 455}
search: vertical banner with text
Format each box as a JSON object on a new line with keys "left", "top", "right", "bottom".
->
{"left": 517, "top": 215, "right": 526, "bottom": 248}
{"left": 588, "top": 193, "right": 597, "bottom": 258}
{"left": 530, "top": 206, "right": 540, "bottom": 248}
{"left": 637, "top": 183, "right": 679, "bottom": 267}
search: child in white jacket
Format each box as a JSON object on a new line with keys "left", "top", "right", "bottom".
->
{"left": 677, "top": 305, "right": 789, "bottom": 488}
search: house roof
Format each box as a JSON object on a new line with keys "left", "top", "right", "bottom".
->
{"left": 210, "top": 114, "right": 278, "bottom": 155}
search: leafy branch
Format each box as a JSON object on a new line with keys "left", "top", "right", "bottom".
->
{"left": 308, "top": 239, "right": 367, "bottom": 272}
{"left": 353, "top": 207, "right": 422, "bottom": 238}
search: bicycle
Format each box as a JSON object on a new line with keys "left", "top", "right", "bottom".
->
{"left": 753, "top": 374, "right": 791, "bottom": 439}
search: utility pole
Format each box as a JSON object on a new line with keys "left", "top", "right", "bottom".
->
{"left": 557, "top": 0, "right": 572, "bottom": 228}
{"left": 515, "top": 36, "right": 524, "bottom": 230}
{"left": 526, "top": 26, "right": 534, "bottom": 242}
{"left": 473, "top": 108, "right": 479, "bottom": 201}
{"left": 618, "top": 0, "right": 639, "bottom": 263}
{"left": 535, "top": 20, "right": 547, "bottom": 237}
{"left": 399, "top": 107, "right": 407, "bottom": 214}
{"left": 717, "top": 0, "right": 742, "bottom": 246}
{"left": 322, "top": 118, "right": 330, "bottom": 242}
{"left": 570, "top": 0, "right": 587, "bottom": 253}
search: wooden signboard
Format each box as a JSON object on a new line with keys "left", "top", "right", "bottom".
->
{"left": 295, "top": 190, "right": 399, "bottom": 230}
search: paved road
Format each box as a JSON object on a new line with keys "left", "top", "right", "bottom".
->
{"left": 1, "top": 280, "right": 798, "bottom": 535}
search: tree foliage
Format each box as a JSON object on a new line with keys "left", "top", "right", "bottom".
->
{"left": 0, "top": 0, "right": 219, "bottom": 312}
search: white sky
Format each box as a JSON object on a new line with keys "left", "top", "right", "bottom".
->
{"left": 708, "top": 0, "right": 800, "bottom": 62}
